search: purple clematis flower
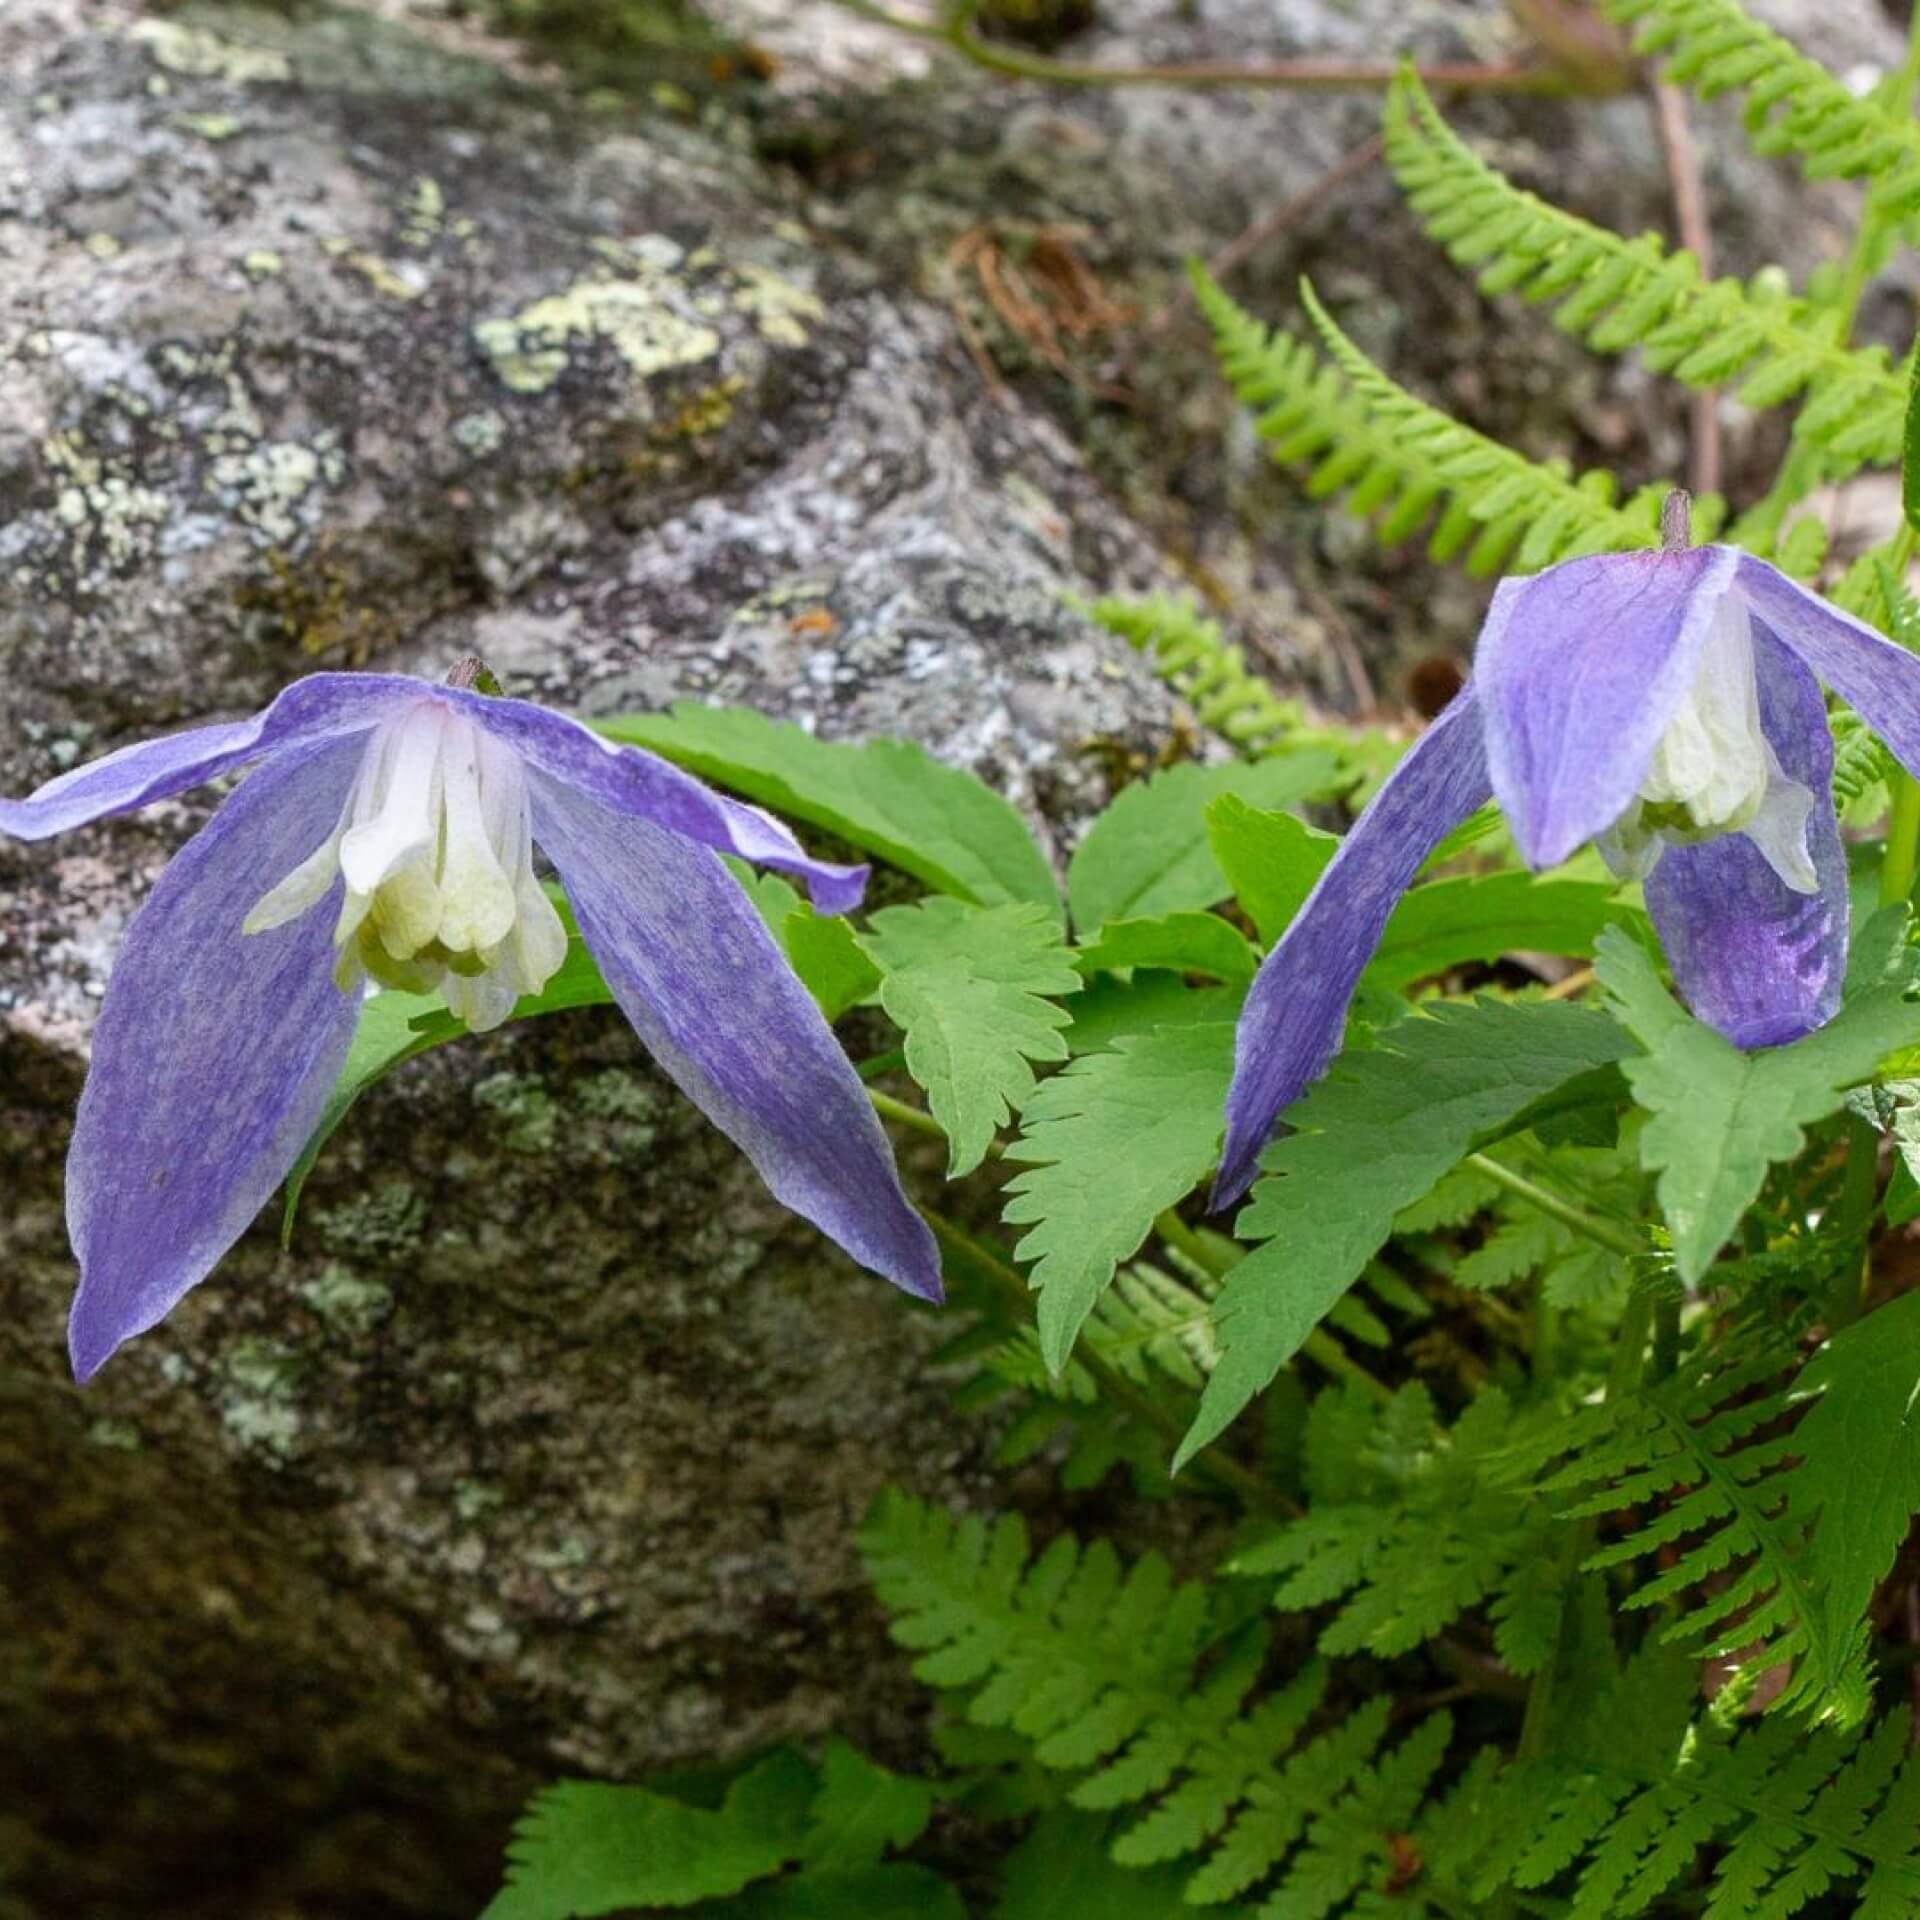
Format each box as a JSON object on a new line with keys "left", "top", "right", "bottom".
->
{"left": 1215, "top": 537, "right": 1920, "bottom": 1207}
{"left": 2, "top": 669, "right": 942, "bottom": 1382}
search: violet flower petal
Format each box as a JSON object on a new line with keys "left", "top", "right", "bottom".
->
{"left": 457, "top": 694, "right": 869, "bottom": 914}
{"left": 1643, "top": 630, "right": 1848, "bottom": 1047}
{"left": 65, "top": 737, "right": 368, "bottom": 1382}
{"left": 0, "top": 674, "right": 421, "bottom": 841}
{"left": 529, "top": 775, "right": 943, "bottom": 1301}
{"left": 1477, "top": 546, "right": 1741, "bottom": 869}
{"left": 1213, "top": 688, "right": 1492, "bottom": 1209}
{"left": 1732, "top": 552, "right": 1920, "bottom": 775}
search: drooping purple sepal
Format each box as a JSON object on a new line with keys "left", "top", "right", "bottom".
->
{"left": 528, "top": 776, "right": 943, "bottom": 1302}
{"left": 1477, "top": 546, "right": 1740, "bottom": 870}
{"left": 1212, "top": 689, "right": 1492, "bottom": 1209}
{"left": 1642, "top": 630, "right": 1847, "bottom": 1047}
{"left": 65, "top": 738, "right": 367, "bottom": 1382}
{"left": 457, "top": 694, "right": 869, "bottom": 914}
{"left": 0, "top": 674, "right": 417, "bottom": 841}
{"left": 1733, "top": 552, "right": 1920, "bottom": 779}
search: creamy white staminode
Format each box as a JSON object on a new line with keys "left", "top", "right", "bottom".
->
{"left": 243, "top": 700, "right": 567, "bottom": 1030}
{"left": 1597, "top": 592, "right": 1819, "bottom": 895}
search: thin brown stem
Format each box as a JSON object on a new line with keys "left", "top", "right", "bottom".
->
{"left": 1650, "top": 81, "right": 1720, "bottom": 500}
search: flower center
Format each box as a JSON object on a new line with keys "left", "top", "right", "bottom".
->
{"left": 243, "top": 701, "right": 567, "bottom": 1031}
{"left": 1599, "top": 594, "right": 1819, "bottom": 896}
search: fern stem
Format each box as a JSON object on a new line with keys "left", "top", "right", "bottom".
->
{"left": 1464, "top": 1152, "right": 1648, "bottom": 1261}
{"left": 921, "top": 1206, "right": 1294, "bottom": 1514}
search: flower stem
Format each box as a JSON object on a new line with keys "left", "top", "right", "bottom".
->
{"left": 1465, "top": 1152, "right": 1649, "bottom": 1261}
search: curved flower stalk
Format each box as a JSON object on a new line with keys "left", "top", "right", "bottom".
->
{"left": 1216, "top": 539, "right": 1920, "bottom": 1207}
{"left": 1, "top": 670, "right": 942, "bottom": 1382}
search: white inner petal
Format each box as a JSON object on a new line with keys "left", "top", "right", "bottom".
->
{"left": 1601, "top": 593, "right": 1821, "bottom": 898}
{"left": 243, "top": 696, "right": 567, "bottom": 1028}
{"left": 1637, "top": 592, "right": 1773, "bottom": 835}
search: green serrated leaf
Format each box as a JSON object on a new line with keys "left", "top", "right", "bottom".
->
{"left": 798, "top": 1741, "right": 936, "bottom": 1874}
{"left": 483, "top": 1754, "right": 814, "bottom": 1920}
{"left": 1177, "top": 1000, "right": 1633, "bottom": 1467}
{"left": 1004, "top": 1022, "right": 1238, "bottom": 1371}
{"left": 1594, "top": 927, "right": 1920, "bottom": 1283}
{"left": 1064, "top": 973, "right": 1242, "bottom": 1055}
{"left": 863, "top": 899, "right": 1080, "bottom": 1175}
{"left": 717, "top": 1866, "right": 968, "bottom": 1920}
{"left": 1067, "top": 753, "right": 1342, "bottom": 935}
{"left": 1362, "top": 873, "right": 1634, "bottom": 991}
{"left": 1075, "top": 911, "right": 1256, "bottom": 984}
{"left": 1206, "top": 793, "right": 1337, "bottom": 945}
{"left": 782, "top": 906, "right": 881, "bottom": 1022}
{"left": 992, "top": 1810, "right": 1204, "bottom": 1919}
{"left": 598, "top": 703, "right": 1061, "bottom": 920}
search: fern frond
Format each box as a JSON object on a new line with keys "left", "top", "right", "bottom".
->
{"left": 1384, "top": 69, "right": 1903, "bottom": 472}
{"left": 1232, "top": 1383, "right": 1563, "bottom": 1672}
{"left": 1830, "top": 707, "right": 1895, "bottom": 812}
{"left": 1080, "top": 593, "right": 1303, "bottom": 754}
{"left": 1438, "top": 1652, "right": 1920, "bottom": 1919}
{"left": 1199, "top": 263, "right": 1677, "bottom": 577}
{"left": 1506, "top": 1339, "right": 1869, "bottom": 1720}
{"left": 861, "top": 1493, "right": 1449, "bottom": 1911}
{"left": 1605, "top": 0, "right": 1920, "bottom": 214}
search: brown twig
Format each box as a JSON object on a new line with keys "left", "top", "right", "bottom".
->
{"left": 1650, "top": 78, "right": 1721, "bottom": 500}
{"left": 1208, "top": 133, "right": 1387, "bottom": 286}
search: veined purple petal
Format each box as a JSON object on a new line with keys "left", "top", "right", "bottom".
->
{"left": 0, "top": 674, "right": 423, "bottom": 840}
{"left": 528, "top": 776, "right": 942, "bottom": 1301}
{"left": 65, "top": 737, "right": 368, "bottom": 1382}
{"left": 1213, "top": 689, "right": 1492, "bottom": 1209}
{"left": 1733, "top": 552, "right": 1920, "bottom": 775}
{"left": 456, "top": 694, "right": 868, "bottom": 914}
{"left": 1643, "top": 631, "right": 1847, "bottom": 1048}
{"left": 1478, "top": 546, "right": 1740, "bottom": 869}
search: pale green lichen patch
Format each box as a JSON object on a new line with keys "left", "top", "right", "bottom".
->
{"left": 299, "top": 1264, "right": 395, "bottom": 1336}
{"left": 173, "top": 111, "right": 243, "bottom": 141}
{"left": 208, "top": 438, "right": 345, "bottom": 546}
{"left": 242, "top": 248, "right": 284, "bottom": 280}
{"left": 474, "top": 271, "right": 721, "bottom": 395}
{"left": 402, "top": 177, "right": 446, "bottom": 251}
{"left": 44, "top": 431, "right": 171, "bottom": 575}
{"left": 321, "top": 237, "right": 423, "bottom": 301}
{"left": 452, "top": 409, "right": 506, "bottom": 456}
{"left": 731, "top": 263, "right": 824, "bottom": 348}
{"left": 473, "top": 1071, "right": 559, "bottom": 1153}
{"left": 220, "top": 1336, "right": 306, "bottom": 1463}
{"left": 130, "top": 19, "right": 292, "bottom": 85}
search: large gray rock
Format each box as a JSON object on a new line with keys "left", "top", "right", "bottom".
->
{"left": 0, "top": 6, "right": 1188, "bottom": 1914}
{"left": 1, "top": 0, "right": 1906, "bottom": 1914}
